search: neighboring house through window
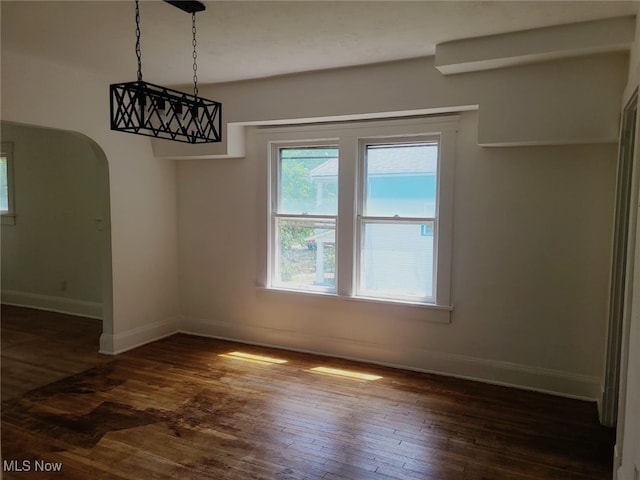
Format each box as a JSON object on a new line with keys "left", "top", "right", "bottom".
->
{"left": 258, "top": 116, "right": 458, "bottom": 308}
{"left": 358, "top": 141, "right": 438, "bottom": 303}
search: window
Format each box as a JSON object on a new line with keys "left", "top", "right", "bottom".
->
{"left": 358, "top": 141, "right": 438, "bottom": 303}
{"left": 271, "top": 145, "right": 339, "bottom": 292}
{"left": 261, "top": 116, "right": 457, "bottom": 307}
{"left": 1, "top": 142, "right": 15, "bottom": 225}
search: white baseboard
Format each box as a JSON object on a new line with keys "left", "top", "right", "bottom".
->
{"left": 99, "top": 316, "right": 180, "bottom": 355}
{"left": 181, "top": 317, "right": 601, "bottom": 401}
{"left": 2, "top": 289, "right": 103, "bottom": 319}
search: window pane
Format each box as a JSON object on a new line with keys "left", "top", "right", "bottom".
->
{"left": 275, "top": 217, "right": 336, "bottom": 291}
{"left": 279, "top": 147, "right": 338, "bottom": 215}
{"left": 365, "top": 143, "right": 437, "bottom": 218}
{"left": 0, "top": 156, "right": 8, "bottom": 212}
{"left": 360, "top": 222, "right": 434, "bottom": 300}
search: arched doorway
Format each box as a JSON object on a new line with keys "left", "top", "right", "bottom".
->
{"left": 0, "top": 121, "right": 112, "bottom": 349}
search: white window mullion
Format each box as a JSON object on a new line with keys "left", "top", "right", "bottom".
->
{"left": 336, "top": 135, "right": 357, "bottom": 297}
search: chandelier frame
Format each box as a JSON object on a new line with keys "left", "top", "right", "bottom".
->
{"left": 109, "top": 0, "right": 222, "bottom": 144}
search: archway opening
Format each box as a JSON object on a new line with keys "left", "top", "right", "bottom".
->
{"left": 0, "top": 121, "right": 113, "bottom": 359}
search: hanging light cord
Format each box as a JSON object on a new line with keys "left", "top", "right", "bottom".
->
{"left": 192, "top": 12, "right": 199, "bottom": 98}
{"left": 135, "top": 0, "right": 143, "bottom": 82}
{"left": 134, "top": 0, "right": 199, "bottom": 93}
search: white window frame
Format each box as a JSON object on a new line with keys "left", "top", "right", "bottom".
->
{"left": 269, "top": 140, "right": 339, "bottom": 294}
{"left": 256, "top": 116, "right": 458, "bottom": 309}
{"left": 1, "top": 142, "right": 16, "bottom": 226}
{"left": 356, "top": 137, "right": 440, "bottom": 304}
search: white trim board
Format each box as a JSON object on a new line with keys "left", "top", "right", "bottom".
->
{"left": 1, "top": 289, "right": 103, "bottom": 320}
{"left": 180, "top": 317, "right": 601, "bottom": 402}
{"left": 99, "top": 316, "right": 180, "bottom": 355}
{"left": 4, "top": 295, "right": 598, "bottom": 401}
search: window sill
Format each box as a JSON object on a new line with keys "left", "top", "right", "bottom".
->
{"left": 347, "top": 294, "right": 453, "bottom": 311}
{"left": 255, "top": 286, "right": 452, "bottom": 323}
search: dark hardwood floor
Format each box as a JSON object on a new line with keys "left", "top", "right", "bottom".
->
{"left": 2, "top": 305, "right": 614, "bottom": 479}
{"left": 1, "top": 305, "right": 109, "bottom": 402}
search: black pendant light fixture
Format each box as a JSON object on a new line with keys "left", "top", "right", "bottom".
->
{"left": 110, "top": 0, "right": 222, "bottom": 144}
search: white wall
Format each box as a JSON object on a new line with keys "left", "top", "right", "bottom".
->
{"left": 0, "top": 50, "right": 181, "bottom": 353}
{"left": 0, "top": 6, "right": 629, "bottom": 411}
{"left": 616, "top": 8, "right": 640, "bottom": 480}
{"left": 176, "top": 52, "right": 623, "bottom": 399}
{"left": 0, "top": 123, "right": 104, "bottom": 319}
{"left": 155, "top": 51, "right": 627, "bottom": 159}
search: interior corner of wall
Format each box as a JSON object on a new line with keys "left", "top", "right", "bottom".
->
{"left": 176, "top": 313, "right": 187, "bottom": 331}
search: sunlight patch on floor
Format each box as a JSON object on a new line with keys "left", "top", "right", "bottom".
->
{"left": 219, "top": 351, "right": 288, "bottom": 365}
{"left": 309, "top": 366, "right": 382, "bottom": 381}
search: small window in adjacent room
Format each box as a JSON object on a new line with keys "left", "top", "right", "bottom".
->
{"left": 1, "top": 142, "right": 16, "bottom": 225}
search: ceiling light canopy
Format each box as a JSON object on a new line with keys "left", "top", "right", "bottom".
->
{"left": 109, "top": 0, "right": 222, "bottom": 144}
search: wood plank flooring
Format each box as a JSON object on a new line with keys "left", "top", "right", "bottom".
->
{"left": 2, "top": 306, "right": 615, "bottom": 479}
{"left": 1, "top": 305, "right": 109, "bottom": 401}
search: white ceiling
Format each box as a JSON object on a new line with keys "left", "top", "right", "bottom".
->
{"left": 2, "top": 1, "right": 638, "bottom": 86}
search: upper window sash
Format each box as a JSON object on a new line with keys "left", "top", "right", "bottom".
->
{"left": 360, "top": 139, "right": 440, "bottom": 219}
{"left": 275, "top": 145, "right": 339, "bottom": 216}
{"left": 269, "top": 140, "right": 338, "bottom": 215}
